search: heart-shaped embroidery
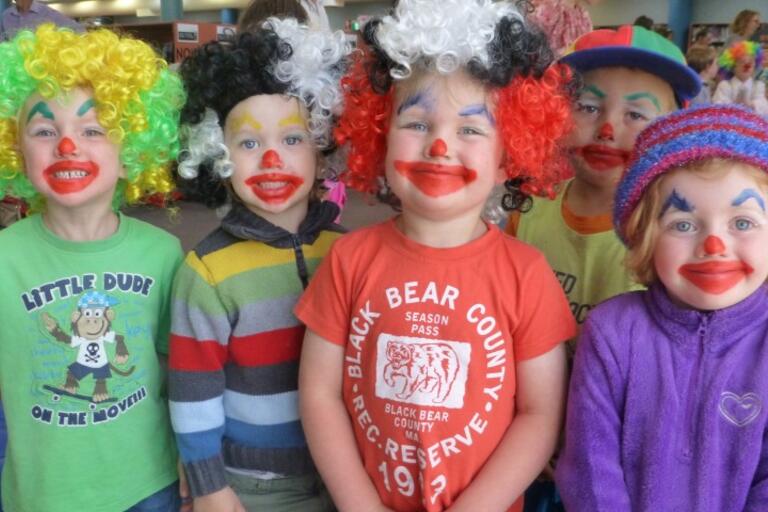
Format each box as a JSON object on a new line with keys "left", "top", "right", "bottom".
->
{"left": 719, "top": 392, "right": 762, "bottom": 427}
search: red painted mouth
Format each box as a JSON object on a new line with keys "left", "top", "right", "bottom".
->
{"left": 575, "top": 145, "right": 631, "bottom": 171}
{"left": 245, "top": 173, "right": 305, "bottom": 204}
{"left": 43, "top": 160, "right": 100, "bottom": 194}
{"left": 678, "top": 260, "right": 754, "bottom": 294}
{"left": 393, "top": 160, "right": 478, "bottom": 198}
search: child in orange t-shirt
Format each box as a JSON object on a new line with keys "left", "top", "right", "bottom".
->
{"left": 294, "top": 1, "right": 576, "bottom": 511}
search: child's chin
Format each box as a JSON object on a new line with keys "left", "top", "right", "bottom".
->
{"left": 681, "top": 287, "right": 755, "bottom": 311}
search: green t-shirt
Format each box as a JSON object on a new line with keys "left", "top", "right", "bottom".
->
{"left": 0, "top": 213, "right": 182, "bottom": 511}
{"left": 517, "top": 182, "right": 643, "bottom": 325}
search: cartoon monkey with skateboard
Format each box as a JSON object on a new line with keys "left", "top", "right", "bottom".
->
{"left": 41, "top": 291, "right": 135, "bottom": 403}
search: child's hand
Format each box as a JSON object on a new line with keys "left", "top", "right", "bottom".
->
{"left": 177, "top": 460, "right": 192, "bottom": 512}
{"left": 192, "top": 487, "right": 245, "bottom": 512}
{"left": 736, "top": 87, "right": 750, "bottom": 105}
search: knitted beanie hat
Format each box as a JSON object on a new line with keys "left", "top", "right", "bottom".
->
{"left": 614, "top": 104, "right": 768, "bottom": 244}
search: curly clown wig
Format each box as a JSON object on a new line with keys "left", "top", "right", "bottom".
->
{"left": 0, "top": 24, "right": 185, "bottom": 208}
{"left": 335, "top": 0, "right": 575, "bottom": 200}
{"left": 718, "top": 40, "right": 764, "bottom": 79}
{"left": 177, "top": 8, "right": 351, "bottom": 207}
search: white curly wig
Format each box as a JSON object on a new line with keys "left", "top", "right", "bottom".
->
{"left": 375, "top": 0, "right": 524, "bottom": 79}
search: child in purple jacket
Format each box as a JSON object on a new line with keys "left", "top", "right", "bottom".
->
{"left": 556, "top": 104, "right": 768, "bottom": 512}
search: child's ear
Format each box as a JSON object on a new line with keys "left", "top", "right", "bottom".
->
{"left": 494, "top": 159, "right": 507, "bottom": 185}
{"left": 119, "top": 165, "right": 127, "bottom": 179}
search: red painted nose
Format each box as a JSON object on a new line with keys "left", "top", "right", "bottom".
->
{"left": 597, "top": 123, "right": 614, "bottom": 140}
{"left": 260, "top": 149, "right": 283, "bottom": 169}
{"left": 703, "top": 235, "right": 726, "bottom": 255}
{"left": 57, "top": 137, "right": 77, "bottom": 156}
{"left": 428, "top": 138, "right": 448, "bottom": 158}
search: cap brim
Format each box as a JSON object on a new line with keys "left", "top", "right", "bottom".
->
{"left": 561, "top": 47, "right": 702, "bottom": 101}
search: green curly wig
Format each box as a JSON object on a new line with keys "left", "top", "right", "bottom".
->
{"left": 0, "top": 24, "right": 185, "bottom": 209}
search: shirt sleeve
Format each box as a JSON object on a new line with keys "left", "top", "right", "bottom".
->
{"left": 511, "top": 253, "right": 576, "bottom": 360}
{"left": 751, "top": 81, "right": 768, "bottom": 116}
{"left": 555, "top": 317, "right": 632, "bottom": 510}
{"left": 47, "top": 6, "right": 84, "bottom": 32}
{"left": 155, "top": 239, "right": 184, "bottom": 356}
{"left": 294, "top": 241, "right": 352, "bottom": 346}
{"left": 168, "top": 252, "right": 231, "bottom": 497}
{"left": 712, "top": 80, "right": 733, "bottom": 105}
{"left": 745, "top": 425, "right": 768, "bottom": 512}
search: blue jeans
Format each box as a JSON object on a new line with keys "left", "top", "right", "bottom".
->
{"left": 125, "top": 482, "right": 181, "bottom": 512}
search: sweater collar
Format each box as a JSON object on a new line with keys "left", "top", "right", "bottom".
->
{"left": 220, "top": 200, "right": 342, "bottom": 248}
{"left": 645, "top": 282, "right": 768, "bottom": 353}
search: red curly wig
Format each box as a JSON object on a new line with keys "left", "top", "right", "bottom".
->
{"left": 335, "top": 48, "right": 574, "bottom": 199}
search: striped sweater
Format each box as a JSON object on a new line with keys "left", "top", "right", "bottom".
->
{"left": 168, "top": 201, "right": 343, "bottom": 497}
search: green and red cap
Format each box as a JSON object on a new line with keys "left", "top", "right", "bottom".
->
{"left": 561, "top": 25, "right": 701, "bottom": 103}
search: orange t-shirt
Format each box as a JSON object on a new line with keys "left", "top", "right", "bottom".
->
{"left": 295, "top": 219, "right": 576, "bottom": 511}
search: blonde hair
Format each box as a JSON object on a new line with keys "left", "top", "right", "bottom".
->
{"left": 686, "top": 46, "right": 717, "bottom": 74}
{"left": 624, "top": 159, "right": 768, "bottom": 285}
{"left": 730, "top": 10, "right": 760, "bottom": 36}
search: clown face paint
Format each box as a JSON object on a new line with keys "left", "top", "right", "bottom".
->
{"left": 570, "top": 68, "right": 675, "bottom": 190}
{"left": 734, "top": 56, "right": 756, "bottom": 82}
{"left": 385, "top": 71, "right": 503, "bottom": 221}
{"left": 225, "top": 94, "right": 316, "bottom": 228}
{"left": 20, "top": 88, "right": 123, "bottom": 210}
{"left": 653, "top": 165, "right": 768, "bottom": 310}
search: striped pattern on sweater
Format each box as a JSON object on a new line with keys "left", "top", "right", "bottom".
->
{"left": 168, "top": 227, "right": 341, "bottom": 497}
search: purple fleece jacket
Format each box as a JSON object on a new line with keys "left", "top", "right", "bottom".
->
{"left": 556, "top": 283, "right": 768, "bottom": 512}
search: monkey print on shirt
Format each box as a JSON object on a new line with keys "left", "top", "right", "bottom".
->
{"left": 22, "top": 272, "right": 157, "bottom": 426}
{"left": 42, "top": 291, "right": 136, "bottom": 403}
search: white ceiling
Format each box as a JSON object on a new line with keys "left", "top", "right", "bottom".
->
{"left": 44, "top": 0, "right": 381, "bottom": 17}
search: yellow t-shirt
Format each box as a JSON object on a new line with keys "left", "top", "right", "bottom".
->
{"left": 509, "top": 180, "right": 643, "bottom": 324}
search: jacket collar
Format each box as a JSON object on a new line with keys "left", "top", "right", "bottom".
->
{"left": 644, "top": 282, "right": 768, "bottom": 353}
{"left": 220, "top": 200, "right": 342, "bottom": 248}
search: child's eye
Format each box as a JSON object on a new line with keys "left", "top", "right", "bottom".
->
{"left": 84, "top": 127, "right": 105, "bottom": 137}
{"left": 458, "top": 126, "right": 484, "bottom": 136}
{"left": 32, "top": 128, "right": 56, "bottom": 137}
{"left": 672, "top": 220, "right": 696, "bottom": 233}
{"left": 576, "top": 103, "right": 599, "bottom": 115}
{"left": 732, "top": 217, "right": 758, "bottom": 231}
{"left": 240, "top": 139, "right": 259, "bottom": 150}
{"left": 627, "top": 111, "right": 650, "bottom": 122}
{"left": 403, "top": 121, "right": 428, "bottom": 132}
{"left": 284, "top": 134, "right": 304, "bottom": 146}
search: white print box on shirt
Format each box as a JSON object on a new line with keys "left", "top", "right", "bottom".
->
{"left": 375, "top": 334, "right": 470, "bottom": 408}
{"left": 345, "top": 280, "right": 509, "bottom": 510}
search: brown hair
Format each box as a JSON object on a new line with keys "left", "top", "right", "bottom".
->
{"left": 238, "top": 0, "right": 308, "bottom": 32}
{"left": 686, "top": 46, "right": 717, "bottom": 73}
{"left": 730, "top": 9, "right": 759, "bottom": 36}
{"left": 624, "top": 159, "right": 768, "bottom": 285}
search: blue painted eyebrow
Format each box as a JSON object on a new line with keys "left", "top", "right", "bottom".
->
{"left": 458, "top": 104, "right": 495, "bottom": 125}
{"left": 660, "top": 189, "right": 695, "bottom": 216}
{"left": 732, "top": 188, "right": 766, "bottom": 211}
{"left": 396, "top": 90, "right": 435, "bottom": 115}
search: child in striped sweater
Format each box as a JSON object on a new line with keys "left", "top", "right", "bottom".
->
{"left": 167, "top": 7, "right": 351, "bottom": 512}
